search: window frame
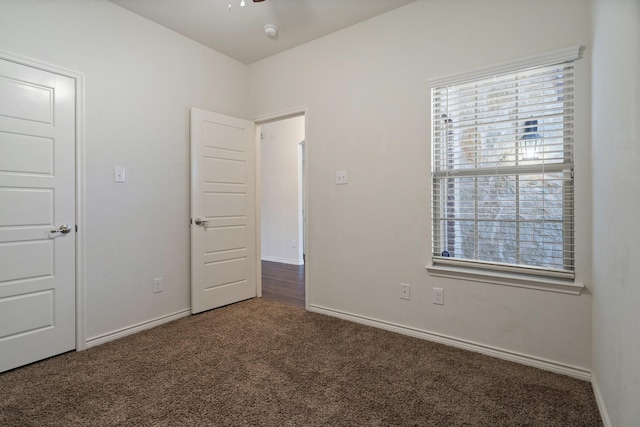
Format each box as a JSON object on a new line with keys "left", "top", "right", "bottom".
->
{"left": 426, "top": 46, "right": 584, "bottom": 295}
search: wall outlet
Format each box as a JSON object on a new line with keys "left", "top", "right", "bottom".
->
{"left": 114, "top": 166, "right": 126, "bottom": 183}
{"left": 433, "top": 287, "right": 444, "bottom": 305}
{"left": 400, "top": 283, "right": 410, "bottom": 300}
{"left": 153, "top": 277, "right": 163, "bottom": 293}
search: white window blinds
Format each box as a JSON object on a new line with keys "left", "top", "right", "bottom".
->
{"left": 430, "top": 49, "right": 579, "bottom": 278}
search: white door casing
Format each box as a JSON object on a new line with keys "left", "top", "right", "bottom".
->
{"left": 0, "top": 59, "right": 76, "bottom": 372}
{"left": 190, "top": 109, "right": 257, "bottom": 314}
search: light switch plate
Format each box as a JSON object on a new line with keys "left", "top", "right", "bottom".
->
{"left": 336, "top": 169, "right": 348, "bottom": 185}
{"left": 153, "top": 277, "right": 163, "bottom": 293}
{"left": 433, "top": 287, "right": 444, "bottom": 305}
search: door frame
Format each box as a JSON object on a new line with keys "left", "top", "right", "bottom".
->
{"left": 254, "top": 107, "right": 309, "bottom": 309}
{"left": 0, "top": 50, "right": 87, "bottom": 350}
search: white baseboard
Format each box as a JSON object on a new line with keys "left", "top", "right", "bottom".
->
{"left": 261, "top": 255, "right": 304, "bottom": 266}
{"left": 84, "top": 309, "right": 191, "bottom": 349}
{"left": 308, "top": 304, "right": 592, "bottom": 381}
{"left": 591, "top": 372, "right": 612, "bottom": 427}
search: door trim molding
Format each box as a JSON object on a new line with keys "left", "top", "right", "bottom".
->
{"left": 253, "top": 107, "right": 306, "bottom": 126}
{"left": 0, "top": 50, "right": 87, "bottom": 350}
{"left": 254, "top": 106, "right": 309, "bottom": 310}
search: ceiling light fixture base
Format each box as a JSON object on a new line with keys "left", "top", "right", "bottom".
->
{"left": 263, "top": 24, "right": 279, "bottom": 39}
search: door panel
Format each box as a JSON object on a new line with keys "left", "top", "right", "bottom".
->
{"left": 205, "top": 192, "right": 246, "bottom": 217}
{"left": 206, "top": 226, "right": 246, "bottom": 252}
{"left": 0, "top": 188, "right": 53, "bottom": 225}
{"left": 0, "top": 132, "right": 54, "bottom": 174}
{"left": 205, "top": 257, "right": 247, "bottom": 289}
{"left": 191, "top": 109, "right": 256, "bottom": 314}
{"left": 0, "top": 59, "right": 76, "bottom": 373}
{"left": 0, "top": 241, "right": 53, "bottom": 282}
{"left": 0, "top": 75, "right": 53, "bottom": 123}
{"left": 204, "top": 157, "right": 245, "bottom": 184}
{"left": 0, "top": 290, "right": 54, "bottom": 337}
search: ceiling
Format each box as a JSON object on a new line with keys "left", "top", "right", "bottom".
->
{"left": 109, "top": 0, "right": 417, "bottom": 64}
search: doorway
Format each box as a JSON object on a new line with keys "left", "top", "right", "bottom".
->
{"left": 258, "top": 114, "right": 306, "bottom": 308}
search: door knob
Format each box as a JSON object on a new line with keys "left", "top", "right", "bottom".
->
{"left": 51, "top": 224, "right": 72, "bottom": 234}
{"left": 194, "top": 218, "right": 209, "bottom": 227}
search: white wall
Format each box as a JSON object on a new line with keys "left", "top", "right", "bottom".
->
{"left": 260, "top": 116, "right": 305, "bottom": 265}
{"left": 249, "top": 0, "right": 593, "bottom": 373}
{"left": 591, "top": 0, "right": 640, "bottom": 424}
{"left": 0, "top": 0, "right": 249, "bottom": 342}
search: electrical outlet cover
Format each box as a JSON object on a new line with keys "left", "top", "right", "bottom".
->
{"left": 400, "top": 283, "right": 410, "bottom": 300}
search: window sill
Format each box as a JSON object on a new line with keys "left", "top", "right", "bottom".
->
{"left": 426, "top": 265, "right": 584, "bottom": 295}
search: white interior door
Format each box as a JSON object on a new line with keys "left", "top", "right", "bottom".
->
{"left": 0, "top": 59, "right": 76, "bottom": 372}
{"left": 190, "top": 108, "right": 256, "bottom": 314}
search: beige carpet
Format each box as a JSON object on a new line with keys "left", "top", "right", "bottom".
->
{"left": 0, "top": 298, "right": 602, "bottom": 426}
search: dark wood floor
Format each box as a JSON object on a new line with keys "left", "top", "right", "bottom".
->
{"left": 261, "top": 261, "right": 305, "bottom": 308}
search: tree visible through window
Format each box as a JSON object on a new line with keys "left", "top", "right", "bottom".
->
{"left": 431, "top": 58, "right": 576, "bottom": 277}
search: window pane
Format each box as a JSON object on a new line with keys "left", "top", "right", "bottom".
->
{"left": 519, "top": 221, "right": 565, "bottom": 270}
{"left": 477, "top": 176, "right": 517, "bottom": 220}
{"left": 477, "top": 221, "right": 517, "bottom": 265}
{"left": 433, "top": 172, "right": 573, "bottom": 271}
{"left": 431, "top": 61, "right": 575, "bottom": 275}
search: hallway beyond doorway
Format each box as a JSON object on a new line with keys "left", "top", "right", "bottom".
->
{"left": 261, "top": 261, "right": 304, "bottom": 308}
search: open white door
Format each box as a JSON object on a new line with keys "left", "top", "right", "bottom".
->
{"left": 0, "top": 59, "right": 76, "bottom": 372}
{"left": 190, "top": 109, "right": 257, "bottom": 314}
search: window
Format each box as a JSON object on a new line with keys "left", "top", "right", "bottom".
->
{"left": 430, "top": 47, "right": 580, "bottom": 280}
